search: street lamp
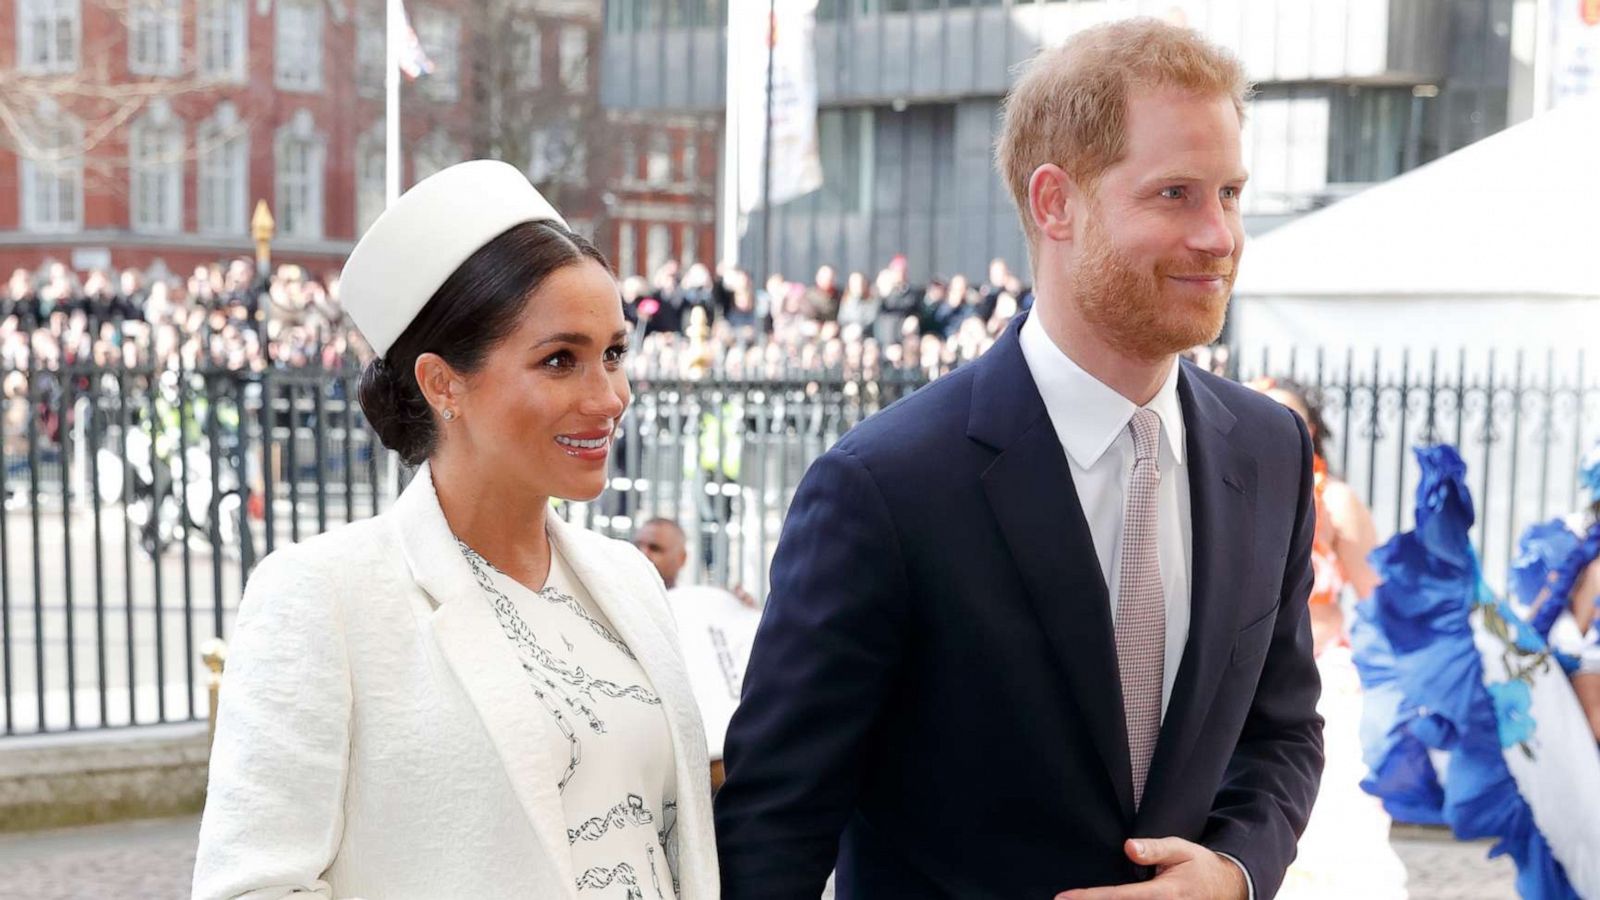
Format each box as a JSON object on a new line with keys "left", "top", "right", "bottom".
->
{"left": 250, "top": 201, "right": 275, "bottom": 345}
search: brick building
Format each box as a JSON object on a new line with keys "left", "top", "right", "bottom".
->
{"left": 604, "top": 109, "right": 719, "bottom": 280}
{"left": 0, "top": 0, "right": 606, "bottom": 279}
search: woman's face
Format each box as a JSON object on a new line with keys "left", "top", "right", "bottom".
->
{"left": 453, "top": 258, "right": 630, "bottom": 503}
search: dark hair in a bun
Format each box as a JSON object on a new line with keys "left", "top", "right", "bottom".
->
{"left": 357, "top": 220, "right": 609, "bottom": 466}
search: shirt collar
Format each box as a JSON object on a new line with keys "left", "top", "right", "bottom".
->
{"left": 1019, "top": 311, "right": 1187, "bottom": 469}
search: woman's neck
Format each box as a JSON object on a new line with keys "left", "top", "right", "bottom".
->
{"left": 430, "top": 452, "right": 552, "bottom": 589}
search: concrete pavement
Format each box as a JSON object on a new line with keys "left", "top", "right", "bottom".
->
{"left": 0, "top": 816, "right": 1519, "bottom": 899}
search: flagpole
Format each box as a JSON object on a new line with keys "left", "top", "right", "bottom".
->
{"left": 385, "top": 0, "right": 403, "bottom": 206}
{"left": 720, "top": 1, "right": 742, "bottom": 269}
{"left": 759, "top": 0, "right": 776, "bottom": 283}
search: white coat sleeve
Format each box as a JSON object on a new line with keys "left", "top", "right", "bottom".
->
{"left": 191, "top": 550, "right": 358, "bottom": 900}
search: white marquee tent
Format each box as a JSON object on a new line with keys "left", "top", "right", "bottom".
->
{"left": 1231, "top": 99, "right": 1600, "bottom": 375}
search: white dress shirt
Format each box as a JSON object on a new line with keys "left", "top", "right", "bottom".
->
{"left": 1019, "top": 313, "right": 1255, "bottom": 899}
{"left": 1019, "top": 312, "right": 1191, "bottom": 717}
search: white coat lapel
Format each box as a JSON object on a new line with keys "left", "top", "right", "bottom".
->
{"left": 392, "top": 465, "right": 579, "bottom": 897}
{"left": 546, "top": 514, "right": 718, "bottom": 899}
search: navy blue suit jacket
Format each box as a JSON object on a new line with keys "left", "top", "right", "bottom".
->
{"left": 714, "top": 314, "right": 1325, "bottom": 899}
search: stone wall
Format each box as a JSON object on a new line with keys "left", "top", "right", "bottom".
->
{"left": 0, "top": 723, "right": 209, "bottom": 832}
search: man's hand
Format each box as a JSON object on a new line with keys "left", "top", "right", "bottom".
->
{"left": 1055, "top": 838, "right": 1247, "bottom": 900}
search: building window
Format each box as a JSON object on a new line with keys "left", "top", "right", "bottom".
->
{"left": 817, "top": 107, "right": 873, "bottom": 214}
{"left": 128, "top": 0, "right": 181, "bottom": 75}
{"left": 413, "top": 131, "right": 461, "bottom": 184}
{"left": 1328, "top": 86, "right": 1435, "bottom": 184}
{"left": 356, "top": 127, "right": 386, "bottom": 235}
{"left": 275, "top": 0, "right": 323, "bottom": 91}
{"left": 415, "top": 9, "right": 460, "bottom": 102}
{"left": 681, "top": 225, "right": 698, "bottom": 267}
{"left": 559, "top": 25, "right": 588, "bottom": 91}
{"left": 617, "top": 224, "right": 636, "bottom": 278}
{"left": 607, "top": 0, "right": 719, "bottom": 31}
{"left": 197, "top": 0, "right": 247, "bottom": 80}
{"left": 19, "top": 105, "right": 83, "bottom": 232}
{"left": 646, "top": 133, "right": 671, "bottom": 184}
{"left": 605, "top": 0, "right": 638, "bottom": 34}
{"left": 198, "top": 103, "right": 249, "bottom": 235}
{"left": 528, "top": 122, "right": 578, "bottom": 184}
{"left": 275, "top": 110, "right": 325, "bottom": 240}
{"left": 1240, "top": 87, "right": 1330, "bottom": 216}
{"left": 646, "top": 223, "right": 669, "bottom": 277}
{"left": 130, "top": 102, "right": 184, "bottom": 233}
{"left": 618, "top": 139, "right": 638, "bottom": 182}
{"left": 356, "top": 1, "right": 385, "bottom": 96}
{"left": 515, "top": 22, "right": 542, "bottom": 90}
{"left": 18, "top": 0, "right": 79, "bottom": 73}
{"left": 681, "top": 0, "right": 720, "bottom": 27}
{"left": 681, "top": 137, "right": 697, "bottom": 183}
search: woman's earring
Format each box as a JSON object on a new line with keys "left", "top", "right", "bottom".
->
{"left": 442, "top": 408, "right": 456, "bottom": 421}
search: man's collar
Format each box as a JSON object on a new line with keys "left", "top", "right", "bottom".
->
{"left": 1018, "top": 311, "right": 1187, "bottom": 469}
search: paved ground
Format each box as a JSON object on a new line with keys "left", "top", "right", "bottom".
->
{"left": 1391, "top": 828, "right": 1519, "bottom": 900}
{"left": 0, "top": 816, "right": 1519, "bottom": 899}
{"left": 0, "top": 816, "right": 198, "bottom": 899}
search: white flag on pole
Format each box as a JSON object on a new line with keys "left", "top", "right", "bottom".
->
{"left": 397, "top": 2, "right": 435, "bottom": 80}
{"left": 734, "top": 0, "right": 823, "bottom": 217}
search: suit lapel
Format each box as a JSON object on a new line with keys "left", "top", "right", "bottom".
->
{"left": 392, "top": 465, "right": 578, "bottom": 896}
{"left": 1139, "top": 366, "right": 1257, "bottom": 823}
{"left": 971, "top": 319, "right": 1136, "bottom": 823}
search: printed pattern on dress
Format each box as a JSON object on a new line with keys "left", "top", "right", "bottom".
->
{"left": 577, "top": 862, "right": 642, "bottom": 899}
{"left": 570, "top": 794, "right": 655, "bottom": 844}
{"left": 458, "top": 541, "right": 659, "bottom": 792}
{"left": 455, "top": 539, "right": 677, "bottom": 898}
{"left": 539, "top": 583, "right": 640, "bottom": 660}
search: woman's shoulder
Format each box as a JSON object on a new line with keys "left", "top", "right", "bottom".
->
{"left": 246, "top": 514, "right": 403, "bottom": 596}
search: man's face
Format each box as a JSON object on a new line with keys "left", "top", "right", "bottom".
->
{"left": 1067, "top": 87, "right": 1246, "bottom": 361}
{"left": 633, "top": 521, "right": 687, "bottom": 588}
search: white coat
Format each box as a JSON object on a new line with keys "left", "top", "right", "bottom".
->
{"left": 192, "top": 465, "right": 719, "bottom": 899}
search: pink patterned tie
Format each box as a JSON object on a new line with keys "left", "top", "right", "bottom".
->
{"left": 1116, "top": 408, "right": 1165, "bottom": 808}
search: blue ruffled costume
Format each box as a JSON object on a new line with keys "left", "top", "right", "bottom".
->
{"left": 1509, "top": 517, "right": 1600, "bottom": 674}
{"left": 1362, "top": 445, "right": 1581, "bottom": 899}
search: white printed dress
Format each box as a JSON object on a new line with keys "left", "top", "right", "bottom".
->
{"left": 459, "top": 539, "right": 680, "bottom": 900}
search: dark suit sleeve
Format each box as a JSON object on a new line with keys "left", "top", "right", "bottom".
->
{"left": 715, "top": 447, "right": 910, "bottom": 900}
{"left": 1202, "top": 409, "right": 1326, "bottom": 899}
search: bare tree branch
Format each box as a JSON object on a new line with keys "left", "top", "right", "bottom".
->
{"left": 0, "top": 0, "right": 258, "bottom": 179}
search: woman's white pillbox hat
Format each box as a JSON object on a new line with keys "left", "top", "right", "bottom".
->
{"left": 340, "top": 159, "right": 568, "bottom": 359}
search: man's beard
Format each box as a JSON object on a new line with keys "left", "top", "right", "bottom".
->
{"left": 1073, "top": 221, "right": 1234, "bottom": 362}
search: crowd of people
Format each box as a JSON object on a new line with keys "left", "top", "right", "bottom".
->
{"left": 618, "top": 255, "right": 1033, "bottom": 380}
{"left": 2, "top": 258, "right": 360, "bottom": 379}
{"left": 612, "top": 254, "right": 1227, "bottom": 379}
{"left": 5, "top": 254, "right": 1231, "bottom": 386}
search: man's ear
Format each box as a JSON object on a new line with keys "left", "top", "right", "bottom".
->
{"left": 1028, "top": 164, "right": 1081, "bottom": 247}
